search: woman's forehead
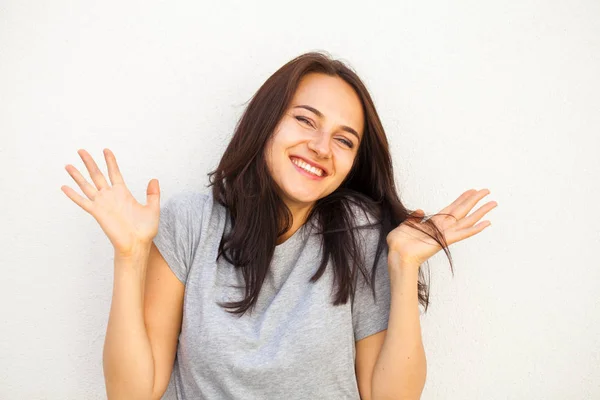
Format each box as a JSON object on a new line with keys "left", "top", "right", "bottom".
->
{"left": 291, "top": 73, "right": 364, "bottom": 135}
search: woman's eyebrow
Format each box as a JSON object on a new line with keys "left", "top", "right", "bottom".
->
{"left": 293, "top": 104, "right": 360, "bottom": 141}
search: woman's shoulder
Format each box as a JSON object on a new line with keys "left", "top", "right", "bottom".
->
{"left": 164, "top": 189, "right": 210, "bottom": 203}
{"left": 160, "top": 188, "right": 226, "bottom": 224}
{"left": 162, "top": 189, "right": 209, "bottom": 211}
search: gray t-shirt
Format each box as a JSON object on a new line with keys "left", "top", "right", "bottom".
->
{"left": 152, "top": 190, "right": 391, "bottom": 400}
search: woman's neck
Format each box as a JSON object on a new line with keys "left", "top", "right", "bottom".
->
{"left": 276, "top": 202, "right": 313, "bottom": 245}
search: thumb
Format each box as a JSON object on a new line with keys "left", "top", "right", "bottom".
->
{"left": 146, "top": 178, "right": 160, "bottom": 209}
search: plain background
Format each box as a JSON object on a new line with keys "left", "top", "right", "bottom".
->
{"left": 1, "top": 1, "right": 599, "bottom": 399}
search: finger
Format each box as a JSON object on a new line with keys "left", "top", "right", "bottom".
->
{"left": 450, "top": 220, "right": 491, "bottom": 243}
{"left": 103, "top": 148, "right": 125, "bottom": 186}
{"left": 78, "top": 149, "right": 110, "bottom": 190}
{"left": 452, "top": 188, "right": 491, "bottom": 220}
{"left": 146, "top": 178, "right": 160, "bottom": 209}
{"left": 65, "top": 164, "right": 99, "bottom": 200}
{"left": 456, "top": 200, "right": 497, "bottom": 229}
{"left": 61, "top": 184, "right": 94, "bottom": 214}
{"left": 438, "top": 189, "right": 477, "bottom": 219}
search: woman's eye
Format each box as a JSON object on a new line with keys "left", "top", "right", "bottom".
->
{"left": 295, "top": 116, "right": 313, "bottom": 127}
{"left": 337, "top": 138, "right": 354, "bottom": 148}
{"left": 295, "top": 115, "right": 353, "bottom": 148}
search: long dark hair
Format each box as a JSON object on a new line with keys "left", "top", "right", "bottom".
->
{"left": 207, "top": 51, "right": 453, "bottom": 316}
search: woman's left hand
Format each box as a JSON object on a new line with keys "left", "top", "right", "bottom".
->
{"left": 386, "top": 188, "right": 497, "bottom": 270}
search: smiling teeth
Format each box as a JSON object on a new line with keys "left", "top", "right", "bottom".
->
{"left": 291, "top": 158, "right": 324, "bottom": 177}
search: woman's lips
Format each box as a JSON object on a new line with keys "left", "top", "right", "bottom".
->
{"left": 290, "top": 157, "right": 325, "bottom": 180}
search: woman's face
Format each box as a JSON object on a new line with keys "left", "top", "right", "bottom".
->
{"left": 265, "top": 72, "right": 365, "bottom": 214}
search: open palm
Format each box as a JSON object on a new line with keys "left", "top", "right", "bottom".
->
{"left": 386, "top": 189, "right": 497, "bottom": 268}
{"left": 61, "top": 149, "right": 160, "bottom": 257}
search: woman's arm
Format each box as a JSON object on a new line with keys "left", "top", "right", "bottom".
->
{"left": 103, "top": 249, "right": 156, "bottom": 400}
{"left": 371, "top": 253, "right": 427, "bottom": 400}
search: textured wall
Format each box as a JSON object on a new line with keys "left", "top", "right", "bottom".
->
{"left": 1, "top": 0, "right": 599, "bottom": 399}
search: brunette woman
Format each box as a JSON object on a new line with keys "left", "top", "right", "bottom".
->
{"left": 62, "top": 51, "right": 496, "bottom": 400}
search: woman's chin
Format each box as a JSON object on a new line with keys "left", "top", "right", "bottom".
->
{"left": 283, "top": 190, "right": 320, "bottom": 206}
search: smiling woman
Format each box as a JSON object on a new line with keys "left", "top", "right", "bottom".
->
{"left": 63, "top": 51, "right": 478, "bottom": 400}
{"left": 190, "top": 51, "right": 445, "bottom": 399}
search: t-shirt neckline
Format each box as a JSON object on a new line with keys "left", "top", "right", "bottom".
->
{"left": 274, "top": 223, "right": 309, "bottom": 254}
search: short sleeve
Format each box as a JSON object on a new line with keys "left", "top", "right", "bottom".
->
{"left": 351, "top": 211, "right": 392, "bottom": 341}
{"left": 152, "top": 191, "right": 206, "bottom": 284}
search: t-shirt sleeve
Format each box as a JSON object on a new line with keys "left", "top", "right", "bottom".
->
{"left": 351, "top": 215, "right": 392, "bottom": 342}
{"left": 152, "top": 191, "right": 206, "bottom": 285}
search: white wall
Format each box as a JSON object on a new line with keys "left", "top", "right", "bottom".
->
{"left": 1, "top": 1, "right": 598, "bottom": 399}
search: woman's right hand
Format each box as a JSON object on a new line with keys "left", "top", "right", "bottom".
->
{"left": 61, "top": 148, "right": 161, "bottom": 258}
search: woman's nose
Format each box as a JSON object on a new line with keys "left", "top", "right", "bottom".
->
{"left": 308, "top": 132, "right": 332, "bottom": 158}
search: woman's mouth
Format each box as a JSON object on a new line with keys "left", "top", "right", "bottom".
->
{"left": 290, "top": 157, "right": 326, "bottom": 180}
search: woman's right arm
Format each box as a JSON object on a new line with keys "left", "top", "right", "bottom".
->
{"left": 62, "top": 148, "right": 183, "bottom": 400}
{"left": 103, "top": 248, "right": 154, "bottom": 399}
{"left": 104, "top": 244, "right": 184, "bottom": 400}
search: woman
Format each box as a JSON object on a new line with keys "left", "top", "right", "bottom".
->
{"left": 62, "top": 51, "right": 496, "bottom": 400}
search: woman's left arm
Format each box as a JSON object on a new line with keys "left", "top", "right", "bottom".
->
{"left": 371, "top": 188, "right": 497, "bottom": 399}
{"left": 371, "top": 253, "right": 426, "bottom": 400}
